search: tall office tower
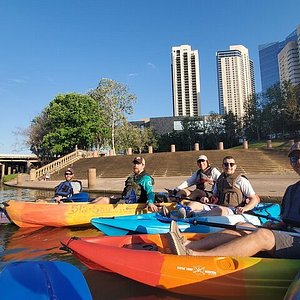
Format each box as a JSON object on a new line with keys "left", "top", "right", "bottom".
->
{"left": 258, "top": 28, "right": 298, "bottom": 94}
{"left": 171, "top": 45, "right": 200, "bottom": 117}
{"left": 216, "top": 45, "right": 255, "bottom": 118}
{"left": 278, "top": 40, "right": 300, "bottom": 86}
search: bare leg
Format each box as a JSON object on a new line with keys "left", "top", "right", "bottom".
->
{"left": 186, "top": 229, "right": 243, "bottom": 250}
{"left": 188, "top": 228, "right": 275, "bottom": 257}
{"left": 90, "top": 196, "right": 111, "bottom": 204}
{"left": 187, "top": 201, "right": 208, "bottom": 211}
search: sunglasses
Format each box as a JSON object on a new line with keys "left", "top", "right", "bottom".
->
{"left": 290, "top": 156, "right": 300, "bottom": 164}
{"left": 197, "top": 159, "right": 206, "bottom": 163}
{"left": 65, "top": 173, "right": 73, "bottom": 176}
{"left": 223, "top": 162, "right": 236, "bottom": 167}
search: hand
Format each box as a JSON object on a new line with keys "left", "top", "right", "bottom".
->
{"left": 235, "top": 206, "right": 246, "bottom": 214}
{"left": 148, "top": 203, "right": 159, "bottom": 212}
{"left": 200, "top": 197, "right": 210, "bottom": 203}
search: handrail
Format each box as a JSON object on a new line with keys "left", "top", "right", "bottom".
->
{"left": 30, "top": 149, "right": 91, "bottom": 181}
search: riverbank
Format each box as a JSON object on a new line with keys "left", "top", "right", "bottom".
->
{"left": 5, "top": 173, "right": 299, "bottom": 201}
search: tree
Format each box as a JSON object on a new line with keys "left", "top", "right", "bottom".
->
{"left": 115, "top": 123, "right": 157, "bottom": 154}
{"left": 181, "top": 117, "right": 204, "bottom": 150}
{"left": 88, "top": 78, "right": 137, "bottom": 154}
{"left": 27, "top": 93, "right": 101, "bottom": 158}
{"left": 222, "top": 111, "right": 242, "bottom": 148}
{"left": 243, "top": 93, "right": 263, "bottom": 141}
{"left": 203, "top": 113, "right": 224, "bottom": 149}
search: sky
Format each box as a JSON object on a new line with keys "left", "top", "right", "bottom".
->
{"left": 0, "top": 0, "right": 299, "bottom": 154}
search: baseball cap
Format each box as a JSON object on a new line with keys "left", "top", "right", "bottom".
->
{"left": 197, "top": 155, "right": 208, "bottom": 161}
{"left": 288, "top": 142, "right": 300, "bottom": 157}
{"left": 132, "top": 157, "right": 145, "bottom": 165}
{"left": 65, "top": 167, "right": 74, "bottom": 175}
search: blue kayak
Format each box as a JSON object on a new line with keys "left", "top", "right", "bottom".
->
{"left": 0, "top": 261, "right": 92, "bottom": 300}
{"left": 91, "top": 203, "right": 281, "bottom": 236}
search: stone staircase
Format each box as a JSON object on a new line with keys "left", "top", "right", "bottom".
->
{"left": 50, "top": 148, "right": 293, "bottom": 180}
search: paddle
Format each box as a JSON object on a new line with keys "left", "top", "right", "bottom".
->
{"left": 242, "top": 209, "right": 280, "bottom": 222}
{"left": 192, "top": 219, "right": 300, "bottom": 238}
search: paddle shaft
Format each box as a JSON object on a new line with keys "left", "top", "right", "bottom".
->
{"left": 192, "top": 219, "right": 300, "bottom": 238}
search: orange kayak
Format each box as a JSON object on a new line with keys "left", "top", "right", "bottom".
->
{"left": 4, "top": 200, "right": 177, "bottom": 228}
{"left": 61, "top": 233, "right": 300, "bottom": 299}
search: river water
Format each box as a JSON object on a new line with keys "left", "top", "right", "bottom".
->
{"left": 0, "top": 185, "right": 200, "bottom": 300}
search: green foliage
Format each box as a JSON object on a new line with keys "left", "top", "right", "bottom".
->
{"left": 27, "top": 93, "right": 101, "bottom": 158}
{"left": 2, "top": 174, "right": 17, "bottom": 182}
{"left": 88, "top": 78, "right": 137, "bottom": 153}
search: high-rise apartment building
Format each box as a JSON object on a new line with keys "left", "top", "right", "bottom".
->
{"left": 278, "top": 40, "right": 300, "bottom": 86}
{"left": 216, "top": 45, "right": 255, "bottom": 118}
{"left": 171, "top": 45, "right": 200, "bottom": 117}
{"left": 258, "top": 27, "right": 298, "bottom": 94}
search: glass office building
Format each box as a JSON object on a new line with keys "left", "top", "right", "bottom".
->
{"left": 259, "top": 29, "right": 297, "bottom": 94}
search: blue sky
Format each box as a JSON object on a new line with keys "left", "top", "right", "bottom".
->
{"left": 0, "top": 0, "right": 299, "bottom": 154}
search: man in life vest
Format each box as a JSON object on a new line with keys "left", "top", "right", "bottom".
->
{"left": 92, "top": 157, "right": 159, "bottom": 212}
{"left": 167, "top": 142, "right": 300, "bottom": 258}
{"left": 54, "top": 168, "right": 83, "bottom": 203}
{"left": 171, "top": 155, "right": 221, "bottom": 201}
{"left": 174, "top": 155, "right": 260, "bottom": 218}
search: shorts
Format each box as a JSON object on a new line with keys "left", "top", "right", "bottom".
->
{"left": 272, "top": 231, "right": 300, "bottom": 259}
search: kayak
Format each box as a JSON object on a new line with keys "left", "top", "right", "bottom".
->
{"left": 91, "top": 203, "right": 280, "bottom": 236}
{"left": 4, "top": 200, "right": 177, "bottom": 228}
{"left": 61, "top": 233, "right": 300, "bottom": 300}
{"left": 0, "top": 261, "right": 92, "bottom": 300}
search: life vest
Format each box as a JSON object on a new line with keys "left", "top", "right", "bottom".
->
{"left": 122, "top": 171, "right": 154, "bottom": 203}
{"left": 216, "top": 173, "right": 246, "bottom": 207}
{"left": 196, "top": 167, "right": 214, "bottom": 191}
{"left": 54, "top": 181, "right": 73, "bottom": 198}
{"left": 280, "top": 181, "right": 300, "bottom": 227}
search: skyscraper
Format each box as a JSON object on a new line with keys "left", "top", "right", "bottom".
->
{"left": 216, "top": 45, "right": 255, "bottom": 118}
{"left": 278, "top": 25, "right": 300, "bottom": 86}
{"left": 171, "top": 45, "right": 200, "bottom": 117}
{"left": 258, "top": 28, "right": 298, "bottom": 94}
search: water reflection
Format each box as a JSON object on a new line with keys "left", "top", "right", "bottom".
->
{"left": 0, "top": 187, "right": 201, "bottom": 299}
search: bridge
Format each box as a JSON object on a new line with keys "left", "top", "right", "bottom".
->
{"left": 0, "top": 153, "right": 39, "bottom": 178}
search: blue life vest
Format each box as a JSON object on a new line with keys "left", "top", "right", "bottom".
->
{"left": 54, "top": 181, "right": 73, "bottom": 198}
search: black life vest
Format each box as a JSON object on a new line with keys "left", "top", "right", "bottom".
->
{"left": 122, "top": 171, "right": 154, "bottom": 203}
{"left": 216, "top": 173, "right": 246, "bottom": 207}
{"left": 196, "top": 167, "right": 214, "bottom": 191}
{"left": 54, "top": 181, "right": 73, "bottom": 198}
{"left": 280, "top": 181, "right": 300, "bottom": 227}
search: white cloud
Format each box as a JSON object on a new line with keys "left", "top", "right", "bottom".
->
{"left": 128, "top": 73, "right": 138, "bottom": 77}
{"left": 147, "top": 62, "right": 156, "bottom": 69}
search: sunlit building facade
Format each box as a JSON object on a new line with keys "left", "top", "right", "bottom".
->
{"left": 216, "top": 45, "right": 255, "bottom": 118}
{"left": 171, "top": 45, "right": 201, "bottom": 117}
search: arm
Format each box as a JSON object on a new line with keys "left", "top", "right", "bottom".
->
{"left": 140, "top": 175, "right": 158, "bottom": 212}
{"left": 175, "top": 171, "right": 198, "bottom": 190}
{"left": 235, "top": 177, "right": 260, "bottom": 214}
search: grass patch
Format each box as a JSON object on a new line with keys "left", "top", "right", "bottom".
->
{"left": 233, "top": 140, "right": 290, "bottom": 150}
{"left": 2, "top": 174, "right": 18, "bottom": 182}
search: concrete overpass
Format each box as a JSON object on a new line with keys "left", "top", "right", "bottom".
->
{"left": 0, "top": 153, "right": 40, "bottom": 178}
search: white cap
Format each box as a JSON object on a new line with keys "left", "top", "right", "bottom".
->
{"left": 197, "top": 155, "right": 208, "bottom": 161}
